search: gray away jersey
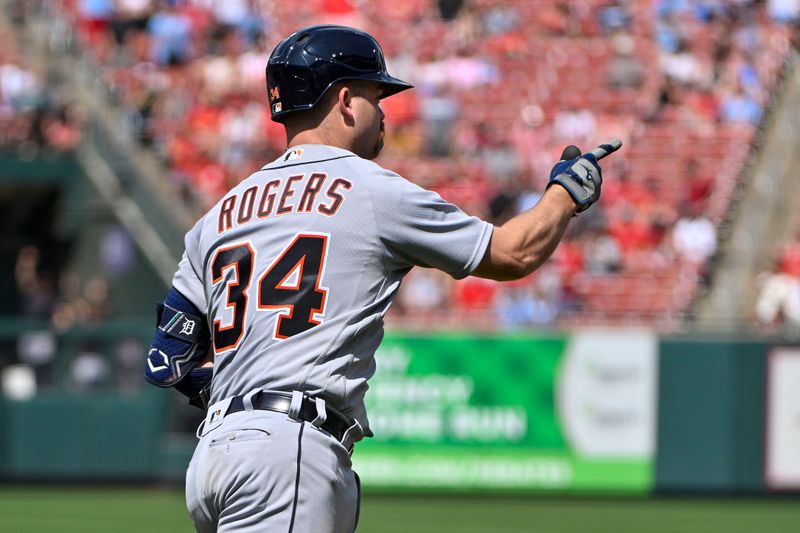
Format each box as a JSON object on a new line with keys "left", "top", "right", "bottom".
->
{"left": 172, "top": 144, "right": 492, "bottom": 435}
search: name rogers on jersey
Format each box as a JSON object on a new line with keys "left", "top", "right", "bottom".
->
{"left": 217, "top": 172, "right": 352, "bottom": 234}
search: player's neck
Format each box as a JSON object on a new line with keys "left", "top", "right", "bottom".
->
{"left": 285, "top": 120, "right": 356, "bottom": 153}
{"left": 286, "top": 130, "right": 333, "bottom": 149}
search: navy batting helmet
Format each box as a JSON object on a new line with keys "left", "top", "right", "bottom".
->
{"left": 266, "top": 25, "right": 413, "bottom": 122}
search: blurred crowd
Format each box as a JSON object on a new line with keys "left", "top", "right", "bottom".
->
{"left": 3, "top": 0, "right": 799, "bottom": 331}
{"left": 15, "top": 244, "right": 112, "bottom": 330}
{"left": 0, "top": 14, "right": 81, "bottom": 154}
{"left": 11, "top": 242, "right": 149, "bottom": 393}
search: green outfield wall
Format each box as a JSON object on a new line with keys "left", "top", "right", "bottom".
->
{"left": 655, "top": 337, "right": 767, "bottom": 492}
{"left": 0, "top": 325, "right": 796, "bottom": 494}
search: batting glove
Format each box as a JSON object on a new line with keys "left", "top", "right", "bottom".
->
{"left": 547, "top": 150, "right": 603, "bottom": 213}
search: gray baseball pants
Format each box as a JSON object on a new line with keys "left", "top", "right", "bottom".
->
{"left": 186, "top": 407, "right": 360, "bottom": 532}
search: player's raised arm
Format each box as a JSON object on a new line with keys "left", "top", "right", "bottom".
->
{"left": 473, "top": 140, "right": 622, "bottom": 281}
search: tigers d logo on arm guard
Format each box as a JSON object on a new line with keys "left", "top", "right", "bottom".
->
{"left": 145, "top": 288, "right": 211, "bottom": 388}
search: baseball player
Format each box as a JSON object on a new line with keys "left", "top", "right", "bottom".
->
{"left": 144, "top": 25, "right": 620, "bottom": 533}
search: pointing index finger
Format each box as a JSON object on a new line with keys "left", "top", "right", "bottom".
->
{"left": 588, "top": 139, "right": 623, "bottom": 160}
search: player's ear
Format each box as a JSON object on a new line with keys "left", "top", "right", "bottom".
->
{"left": 336, "top": 84, "right": 356, "bottom": 125}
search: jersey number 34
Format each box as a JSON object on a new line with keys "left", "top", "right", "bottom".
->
{"left": 210, "top": 233, "right": 329, "bottom": 352}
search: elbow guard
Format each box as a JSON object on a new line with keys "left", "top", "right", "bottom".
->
{"left": 145, "top": 286, "right": 211, "bottom": 388}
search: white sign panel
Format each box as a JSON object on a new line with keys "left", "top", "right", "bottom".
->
{"left": 557, "top": 329, "right": 658, "bottom": 457}
{"left": 766, "top": 347, "right": 800, "bottom": 489}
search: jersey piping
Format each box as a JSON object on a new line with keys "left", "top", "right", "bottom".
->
{"left": 257, "top": 154, "right": 357, "bottom": 173}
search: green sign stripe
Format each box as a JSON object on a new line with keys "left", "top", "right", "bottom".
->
{"left": 353, "top": 449, "right": 651, "bottom": 492}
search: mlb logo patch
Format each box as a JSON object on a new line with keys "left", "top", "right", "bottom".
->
{"left": 201, "top": 397, "right": 235, "bottom": 436}
{"left": 284, "top": 148, "right": 303, "bottom": 161}
{"left": 273, "top": 102, "right": 282, "bottom": 113}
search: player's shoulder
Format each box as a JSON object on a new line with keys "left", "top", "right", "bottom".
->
{"left": 334, "top": 151, "right": 417, "bottom": 192}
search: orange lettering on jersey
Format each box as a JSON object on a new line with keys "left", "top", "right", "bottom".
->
{"left": 277, "top": 174, "right": 303, "bottom": 215}
{"left": 217, "top": 174, "right": 353, "bottom": 235}
{"left": 257, "top": 180, "right": 281, "bottom": 219}
{"left": 237, "top": 186, "right": 258, "bottom": 224}
{"left": 297, "top": 173, "right": 327, "bottom": 212}
{"left": 318, "top": 178, "right": 353, "bottom": 216}
{"left": 218, "top": 195, "right": 237, "bottom": 234}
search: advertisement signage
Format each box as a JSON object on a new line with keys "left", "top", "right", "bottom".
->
{"left": 353, "top": 330, "right": 657, "bottom": 493}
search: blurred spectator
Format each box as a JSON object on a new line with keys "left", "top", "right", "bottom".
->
{"left": 654, "top": 12, "right": 682, "bottom": 54}
{"left": 481, "top": 138, "right": 521, "bottom": 183}
{"left": 719, "top": 83, "right": 762, "bottom": 124}
{"left": 438, "top": 0, "right": 465, "bottom": 20}
{"left": 109, "top": 0, "right": 153, "bottom": 44}
{"left": 538, "top": 1, "right": 587, "bottom": 37}
{"left": 15, "top": 245, "right": 55, "bottom": 319}
{"left": 582, "top": 227, "right": 622, "bottom": 275}
{"left": 114, "top": 336, "right": 147, "bottom": 391}
{"left": 419, "top": 87, "right": 458, "bottom": 157}
{"left": 682, "top": 85, "right": 718, "bottom": 125}
{"left": 755, "top": 256, "right": 800, "bottom": 329}
{"left": 51, "top": 273, "right": 112, "bottom": 332}
{"left": 0, "top": 55, "right": 41, "bottom": 110}
{"left": 482, "top": 4, "right": 518, "bottom": 36}
{"left": 496, "top": 283, "right": 559, "bottom": 328}
{"left": 100, "top": 226, "right": 137, "bottom": 275}
{"left": 453, "top": 276, "right": 498, "bottom": 316}
{"left": 684, "top": 158, "right": 714, "bottom": 206}
{"left": 606, "top": 31, "right": 644, "bottom": 89}
{"left": 16, "top": 330, "right": 57, "bottom": 386}
{"left": 768, "top": 0, "right": 800, "bottom": 22}
{"left": 672, "top": 202, "right": 717, "bottom": 266}
{"left": 607, "top": 204, "right": 660, "bottom": 252}
{"left": 70, "top": 351, "right": 111, "bottom": 391}
{"left": 78, "top": 0, "right": 114, "bottom": 46}
{"left": 397, "top": 268, "right": 449, "bottom": 323}
{"left": 84, "top": 277, "right": 111, "bottom": 323}
{"left": 660, "top": 40, "right": 712, "bottom": 87}
{"left": 208, "top": 0, "right": 265, "bottom": 42}
{"left": 146, "top": 2, "right": 192, "bottom": 66}
{"left": 598, "top": 1, "right": 632, "bottom": 34}
{"left": 417, "top": 52, "right": 499, "bottom": 92}
{"left": 448, "top": 1, "right": 481, "bottom": 47}
{"left": 552, "top": 102, "right": 597, "bottom": 145}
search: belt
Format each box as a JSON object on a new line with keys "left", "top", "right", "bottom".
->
{"left": 226, "top": 391, "right": 352, "bottom": 443}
